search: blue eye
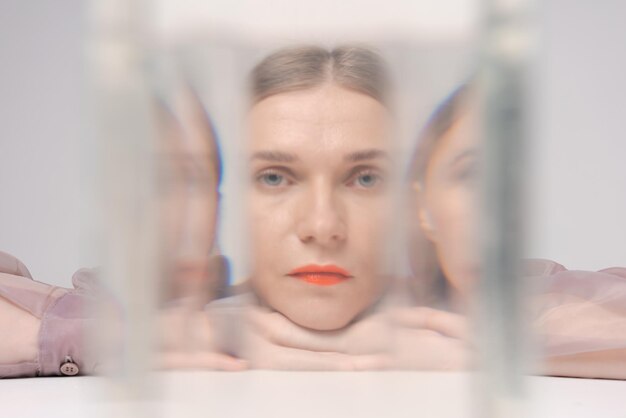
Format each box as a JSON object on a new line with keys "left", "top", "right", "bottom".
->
{"left": 352, "top": 171, "right": 382, "bottom": 189}
{"left": 259, "top": 172, "right": 285, "bottom": 187}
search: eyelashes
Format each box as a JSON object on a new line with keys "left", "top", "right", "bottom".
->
{"left": 448, "top": 154, "right": 481, "bottom": 184}
{"left": 452, "top": 163, "right": 480, "bottom": 184}
{"left": 346, "top": 168, "right": 385, "bottom": 190}
{"left": 256, "top": 168, "right": 293, "bottom": 188}
{"left": 253, "top": 166, "right": 386, "bottom": 191}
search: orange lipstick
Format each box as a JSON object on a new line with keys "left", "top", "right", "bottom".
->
{"left": 287, "top": 264, "right": 353, "bottom": 286}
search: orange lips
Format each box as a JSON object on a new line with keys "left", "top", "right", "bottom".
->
{"left": 287, "top": 264, "right": 353, "bottom": 286}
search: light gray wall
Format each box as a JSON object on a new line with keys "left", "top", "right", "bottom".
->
{"left": 0, "top": 0, "right": 92, "bottom": 286}
{"left": 526, "top": 0, "right": 626, "bottom": 269}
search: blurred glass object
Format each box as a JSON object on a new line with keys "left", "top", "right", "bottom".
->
{"left": 476, "top": 0, "right": 532, "bottom": 416}
{"left": 86, "top": 0, "right": 550, "bottom": 417}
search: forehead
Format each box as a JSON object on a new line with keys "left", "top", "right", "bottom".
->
{"left": 247, "top": 84, "right": 391, "bottom": 154}
{"left": 160, "top": 114, "right": 216, "bottom": 158}
{"left": 426, "top": 111, "right": 478, "bottom": 173}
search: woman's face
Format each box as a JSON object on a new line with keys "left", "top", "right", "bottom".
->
{"left": 417, "top": 112, "right": 481, "bottom": 296}
{"left": 159, "top": 110, "right": 219, "bottom": 292}
{"left": 247, "top": 84, "right": 394, "bottom": 331}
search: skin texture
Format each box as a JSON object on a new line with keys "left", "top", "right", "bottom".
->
{"left": 246, "top": 83, "right": 394, "bottom": 331}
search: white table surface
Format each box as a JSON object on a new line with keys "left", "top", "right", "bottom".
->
{"left": 1, "top": 371, "right": 625, "bottom": 418}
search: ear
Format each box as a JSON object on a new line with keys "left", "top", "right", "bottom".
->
{"left": 413, "top": 181, "right": 438, "bottom": 242}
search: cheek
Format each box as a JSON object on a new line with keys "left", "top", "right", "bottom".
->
{"left": 161, "top": 192, "right": 185, "bottom": 250}
{"left": 247, "top": 192, "right": 294, "bottom": 271}
{"left": 183, "top": 190, "right": 220, "bottom": 247}
{"left": 431, "top": 189, "right": 480, "bottom": 289}
{"left": 200, "top": 193, "right": 219, "bottom": 247}
{"left": 346, "top": 197, "right": 392, "bottom": 294}
{"left": 349, "top": 198, "right": 391, "bottom": 262}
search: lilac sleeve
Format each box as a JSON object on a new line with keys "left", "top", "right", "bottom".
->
{"left": 528, "top": 259, "right": 626, "bottom": 357}
{"left": 0, "top": 254, "right": 102, "bottom": 378}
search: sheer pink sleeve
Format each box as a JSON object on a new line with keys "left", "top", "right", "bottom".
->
{"left": 0, "top": 251, "right": 33, "bottom": 279}
{"left": 528, "top": 259, "right": 626, "bottom": 358}
{"left": 0, "top": 252, "right": 101, "bottom": 378}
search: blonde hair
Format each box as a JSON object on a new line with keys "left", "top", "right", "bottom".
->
{"left": 250, "top": 45, "right": 389, "bottom": 104}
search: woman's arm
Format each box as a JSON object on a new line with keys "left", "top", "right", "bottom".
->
{"left": 0, "top": 290, "right": 40, "bottom": 367}
{"left": 541, "top": 349, "right": 626, "bottom": 379}
{"left": 388, "top": 265, "right": 626, "bottom": 377}
{"left": 0, "top": 251, "right": 245, "bottom": 377}
{"left": 530, "top": 266, "right": 626, "bottom": 379}
{"left": 0, "top": 265, "right": 96, "bottom": 378}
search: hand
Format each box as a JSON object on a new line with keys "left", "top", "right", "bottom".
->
{"left": 389, "top": 307, "right": 471, "bottom": 370}
{"left": 156, "top": 252, "right": 240, "bottom": 371}
{"left": 156, "top": 303, "right": 247, "bottom": 371}
{"left": 236, "top": 305, "right": 391, "bottom": 370}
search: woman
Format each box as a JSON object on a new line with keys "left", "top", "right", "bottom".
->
{"left": 399, "top": 83, "right": 626, "bottom": 378}
{"left": 231, "top": 76, "right": 626, "bottom": 376}
{"left": 200, "top": 45, "right": 401, "bottom": 370}
{"left": 0, "top": 45, "right": 400, "bottom": 375}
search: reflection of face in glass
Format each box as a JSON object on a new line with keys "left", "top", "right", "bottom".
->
{"left": 158, "top": 95, "right": 222, "bottom": 300}
{"left": 417, "top": 112, "right": 480, "bottom": 296}
{"left": 409, "top": 88, "right": 481, "bottom": 302}
{"left": 247, "top": 81, "right": 393, "bottom": 331}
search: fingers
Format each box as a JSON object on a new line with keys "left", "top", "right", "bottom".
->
{"left": 251, "top": 347, "right": 351, "bottom": 370}
{"left": 158, "top": 351, "right": 248, "bottom": 371}
{"left": 350, "top": 354, "right": 391, "bottom": 371}
{"left": 157, "top": 305, "right": 247, "bottom": 371}
{"left": 391, "top": 307, "right": 470, "bottom": 341}
{"left": 392, "top": 328, "right": 470, "bottom": 371}
{"left": 231, "top": 307, "right": 390, "bottom": 370}
{"left": 247, "top": 343, "right": 389, "bottom": 371}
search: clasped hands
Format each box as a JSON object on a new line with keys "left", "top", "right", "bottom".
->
{"left": 157, "top": 303, "right": 472, "bottom": 372}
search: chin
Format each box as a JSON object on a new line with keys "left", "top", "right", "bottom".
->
{"left": 281, "top": 303, "right": 357, "bottom": 331}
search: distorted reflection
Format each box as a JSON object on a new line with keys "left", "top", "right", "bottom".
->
{"left": 401, "top": 83, "right": 626, "bottom": 377}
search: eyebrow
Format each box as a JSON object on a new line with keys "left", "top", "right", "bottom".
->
{"left": 344, "top": 149, "right": 389, "bottom": 162}
{"left": 250, "top": 148, "right": 389, "bottom": 163}
{"left": 251, "top": 151, "right": 298, "bottom": 163}
{"left": 449, "top": 148, "right": 478, "bottom": 167}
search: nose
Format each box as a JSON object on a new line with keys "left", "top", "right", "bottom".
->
{"left": 295, "top": 181, "right": 347, "bottom": 247}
